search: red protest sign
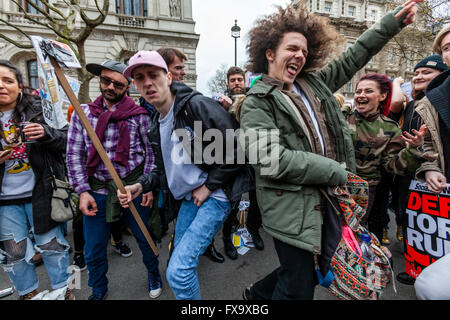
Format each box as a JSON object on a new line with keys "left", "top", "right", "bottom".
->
{"left": 404, "top": 180, "right": 450, "bottom": 278}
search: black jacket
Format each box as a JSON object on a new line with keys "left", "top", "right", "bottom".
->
{"left": 0, "top": 97, "right": 68, "bottom": 234}
{"left": 426, "top": 70, "right": 450, "bottom": 179}
{"left": 137, "top": 82, "right": 253, "bottom": 215}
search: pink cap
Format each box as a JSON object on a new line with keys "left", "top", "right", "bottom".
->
{"left": 123, "top": 50, "right": 168, "bottom": 78}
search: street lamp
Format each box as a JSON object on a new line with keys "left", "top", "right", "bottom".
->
{"left": 231, "top": 19, "right": 241, "bottom": 66}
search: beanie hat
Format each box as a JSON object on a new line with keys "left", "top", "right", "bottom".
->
{"left": 414, "top": 54, "right": 449, "bottom": 72}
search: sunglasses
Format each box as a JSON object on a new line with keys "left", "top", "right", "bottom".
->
{"left": 99, "top": 76, "right": 128, "bottom": 90}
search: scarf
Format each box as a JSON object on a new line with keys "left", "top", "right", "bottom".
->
{"left": 86, "top": 95, "right": 148, "bottom": 176}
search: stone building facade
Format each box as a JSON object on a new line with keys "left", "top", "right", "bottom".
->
{"left": 0, "top": 0, "right": 199, "bottom": 101}
{"left": 292, "top": 0, "right": 433, "bottom": 101}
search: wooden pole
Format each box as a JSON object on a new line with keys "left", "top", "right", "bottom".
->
{"left": 50, "top": 58, "right": 159, "bottom": 256}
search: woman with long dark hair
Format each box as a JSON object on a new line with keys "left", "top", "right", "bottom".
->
{"left": 343, "top": 73, "right": 427, "bottom": 242}
{"left": 0, "top": 60, "right": 73, "bottom": 300}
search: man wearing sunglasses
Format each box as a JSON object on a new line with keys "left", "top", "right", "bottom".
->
{"left": 66, "top": 60, "right": 162, "bottom": 300}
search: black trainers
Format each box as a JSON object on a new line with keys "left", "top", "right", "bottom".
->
{"left": 73, "top": 252, "right": 87, "bottom": 271}
{"left": 249, "top": 230, "right": 264, "bottom": 251}
{"left": 223, "top": 237, "right": 238, "bottom": 260}
{"left": 396, "top": 272, "right": 415, "bottom": 285}
{"left": 112, "top": 241, "right": 133, "bottom": 258}
{"left": 242, "top": 285, "right": 253, "bottom": 300}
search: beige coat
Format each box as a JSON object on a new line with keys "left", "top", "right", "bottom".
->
{"left": 414, "top": 96, "right": 445, "bottom": 180}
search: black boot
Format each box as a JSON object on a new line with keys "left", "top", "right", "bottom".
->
{"left": 396, "top": 272, "right": 415, "bottom": 285}
{"left": 223, "top": 237, "right": 238, "bottom": 260}
{"left": 249, "top": 230, "right": 264, "bottom": 251}
{"left": 203, "top": 242, "right": 225, "bottom": 263}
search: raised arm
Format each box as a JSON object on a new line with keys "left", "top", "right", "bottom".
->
{"left": 317, "top": 0, "right": 423, "bottom": 93}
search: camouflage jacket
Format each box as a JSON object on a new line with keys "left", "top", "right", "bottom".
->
{"left": 344, "top": 110, "right": 424, "bottom": 185}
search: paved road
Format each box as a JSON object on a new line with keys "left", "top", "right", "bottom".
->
{"left": 0, "top": 210, "right": 417, "bottom": 300}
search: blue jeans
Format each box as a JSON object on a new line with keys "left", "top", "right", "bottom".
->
{"left": 83, "top": 192, "right": 159, "bottom": 297}
{"left": 166, "top": 197, "right": 230, "bottom": 300}
{"left": 0, "top": 203, "right": 70, "bottom": 296}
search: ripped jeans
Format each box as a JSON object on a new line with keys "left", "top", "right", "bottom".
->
{"left": 0, "top": 202, "right": 70, "bottom": 296}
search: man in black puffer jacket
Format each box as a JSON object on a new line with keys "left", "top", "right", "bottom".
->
{"left": 117, "top": 50, "right": 251, "bottom": 300}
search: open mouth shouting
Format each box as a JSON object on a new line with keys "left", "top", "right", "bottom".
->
{"left": 286, "top": 63, "right": 300, "bottom": 77}
{"left": 355, "top": 98, "right": 369, "bottom": 106}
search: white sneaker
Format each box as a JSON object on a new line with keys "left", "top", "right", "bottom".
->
{"left": 149, "top": 287, "right": 162, "bottom": 299}
{"left": 42, "top": 287, "right": 67, "bottom": 300}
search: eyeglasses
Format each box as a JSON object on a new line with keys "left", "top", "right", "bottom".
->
{"left": 99, "top": 76, "right": 128, "bottom": 90}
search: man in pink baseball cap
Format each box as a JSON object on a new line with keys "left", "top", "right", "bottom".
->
{"left": 123, "top": 50, "right": 168, "bottom": 78}
{"left": 118, "top": 50, "right": 252, "bottom": 300}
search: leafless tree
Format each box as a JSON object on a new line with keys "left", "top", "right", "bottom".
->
{"left": 0, "top": 0, "right": 110, "bottom": 103}
{"left": 387, "top": 0, "right": 449, "bottom": 67}
{"left": 207, "top": 63, "right": 230, "bottom": 96}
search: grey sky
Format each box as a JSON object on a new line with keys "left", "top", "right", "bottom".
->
{"left": 192, "top": 0, "right": 291, "bottom": 95}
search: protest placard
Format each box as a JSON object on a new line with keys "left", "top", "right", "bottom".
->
{"left": 245, "top": 71, "right": 261, "bottom": 88}
{"left": 400, "top": 81, "right": 413, "bottom": 101}
{"left": 30, "top": 35, "right": 81, "bottom": 129}
{"left": 404, "top": 180, "right": 450, "bottom": 278}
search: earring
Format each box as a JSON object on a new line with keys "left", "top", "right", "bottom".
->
{"left": 17, "top": 92, "right": 23, "bottom": 105}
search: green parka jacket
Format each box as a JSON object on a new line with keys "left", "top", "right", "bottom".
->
{"left": 240, "top": 7, "right": 406, "bottom": 254}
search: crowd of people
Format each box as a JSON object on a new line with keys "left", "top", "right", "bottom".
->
{"left": 0, "top": 0, "right": 448, "bottom": 300}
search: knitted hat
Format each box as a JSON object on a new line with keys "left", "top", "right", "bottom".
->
{"left": 413, "top": 54, "right": 449, "bottom": 72}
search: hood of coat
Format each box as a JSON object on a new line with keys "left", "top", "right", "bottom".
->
{"left": 23, "top": 96, "right": 43, "bottom": 122}
{"left": 170, "top": 81, "right": 203, "bottom": 117}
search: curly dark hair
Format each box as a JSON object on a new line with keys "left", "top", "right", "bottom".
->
{"left": 246, "top": 5, "right": 343, "bottom": 74}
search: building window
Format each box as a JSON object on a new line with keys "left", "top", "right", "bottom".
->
{"left": 27, "top": 60, "right": 39, "bottom": 89}
{"left": 116, "top": 0, "right": 148, "bottom": 16}
{"left": 22, "top": 0, "right": 47, "bottom": 14}
{"left": 369, "top": 10, "right": 377, "bottom": 21}
{"left": 348, "top": 5, "right": 356, "bottom": 16}
{"left": 324, "top": 1, "right": 332, "bottom": 13}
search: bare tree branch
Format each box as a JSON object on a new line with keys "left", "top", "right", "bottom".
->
{"left": 11, "top": 0, "right": 58, "bottom": 25}
{"left": 39, "top": 0, "right": 67, "bottom": 20}
{"left": 91, "top": 0, "right": 109, "bottom": 25}
{"left": 3, "top": 0, "right": 111, "bottom": 103}
{"left": 75, "top": 0, "right": 109, "bottom": 42}
{"left": 0, "top": 34, "right": 33, "bottom": 49}
{"left": 0, "top": 17, "right": 32, "bottom": 39}
{"left": 94, "top": 0, "right": 104, "bottom": 15}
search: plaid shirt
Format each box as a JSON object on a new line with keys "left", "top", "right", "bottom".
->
{"left": 67, "top": 101, "right": 154, "bottom": 195}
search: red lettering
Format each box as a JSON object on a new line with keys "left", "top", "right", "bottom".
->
{"left": 407, "top": 192, "right": 421, "bottom": 211}
{"left": 406, "top": 243, "right": 430, "bottom": 266}
{"left": 422, "top": 194, "right": 439, "bottom": 216}
{"left": 440, "top": 196, "right": 450, "bottom": 219}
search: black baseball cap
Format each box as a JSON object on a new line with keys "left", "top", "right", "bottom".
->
{"left": 85, "top": 60, "right": 131, "bottom": 83}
